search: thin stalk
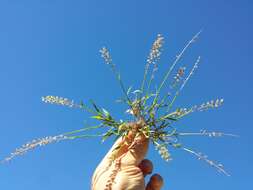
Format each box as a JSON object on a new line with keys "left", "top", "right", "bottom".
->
{"left": 140, "top": 34, "right": 164, "bottom": 100}
{"left": 182, "top": 147, "right": 230, "bottom": 176}
{"left": 110, "top": 64, "right": 132, "bottom": 106}
{"left": 153, "top": 31, "right": 202, "bottom": 106}
{"left": 167, "top": 56, "right": 201, "bottom": 112}
{"left": 140, "top": 63, "right": 150, "bottom": 98}
{"left": 178, "top": 132, "right": 238, "bottom": 137}
{"left": 80, "top": 104, "right": 98, "bottom": 115}
{"left": 175, "top": 109, "right": 193, "bottom": 119}
{"left": 68, "top": 134, "right": 104, "bottom": 140}
{"left": 167, "top": 91, "right": 179, "bottom": 111}
{"left": 63, "top": 125, "right": 104, "bottom": 136}
{"left": 146, "top": 73, "right": 154, "bottom": 97}
{"left": 100, "top": 47, "right": 132, "bottom": 107}
{"left": 157, "top": 111, "right": 178, "bottom": 122}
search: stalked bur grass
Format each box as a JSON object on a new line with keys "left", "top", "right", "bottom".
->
{"left": 2, "top": 32, "right": 236, "bottom": 179}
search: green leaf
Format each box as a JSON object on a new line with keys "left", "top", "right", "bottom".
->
{"left": 63, "top": 124, "right": 103, "bottom": 136}
{"left": 165, "top": 117, "right": 177, "bottom": 121}
{"left": 112, "top": 144, "right": 122, "bottom": 152}
{"left": 102, "top": 130, "right": 114, "bottom": 142}
{"left": 90, "top": 100, "right": 100, "bottom": 113}
{"left": 127, "top": 86, "right": 132, "bottom": 95}
{"left": 173, "top": 143, "right": 182, "bottom": 148}
{"left": 102, "top": 108, "right": 110, "bottom": 117}
{"left": 68, "top": 134, "right": 103, "bottom": 139}
{"left": 91, "top": 115, "right": 104, "bottom": 121}
{"left": 162, "top": 112, "right": 178, "bottom": 120}
{"left": 79, "top": 101, "right": 84, "bottom": 107}
{"left": 159, "top": 114, "right": 177, "bottom": 121}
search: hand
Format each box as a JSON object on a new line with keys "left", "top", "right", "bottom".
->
{"left": 91, "top": 122, "right": 164, "bottom": 190}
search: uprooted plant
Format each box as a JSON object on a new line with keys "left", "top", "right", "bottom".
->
{"left": 2, "top": 31, "right": 237, "bottom": 177}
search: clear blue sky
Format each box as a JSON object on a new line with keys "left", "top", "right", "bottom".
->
{"left": 0, "top": 0, "right": 252, "bottom": 189}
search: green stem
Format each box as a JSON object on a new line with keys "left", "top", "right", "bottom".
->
{"left": 167, "top": 91, "right": 179, "bottom": 111}
{"left": 80, "top": 104, "right": 98, "bottom": 115}
{"left": 167, "top": 56, "right": 201, "bottom": 112}
{"left": 140, "top": 63, "right": 150, "bottom": 98}
{"left": 152, "top": 31, "right": 202, "bottom": 106}
{"left": 63, "top": 125, "right": 103, "bottom": 136}
{"left": 68, "top": 134, "right": 104, "bottom": 140}
{"left": 110, "top": 64, "right": 133, "bottom": 107}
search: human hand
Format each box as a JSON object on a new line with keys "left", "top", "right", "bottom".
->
{"left": 91, "top": 122, "right": 164, "bottom": 190}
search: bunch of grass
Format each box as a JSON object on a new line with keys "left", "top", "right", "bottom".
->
{"left": 2, "top": 32, "right": 237, "bottom": 177}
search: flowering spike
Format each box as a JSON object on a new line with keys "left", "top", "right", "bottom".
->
{"left": 42, "top": 95, "right": 81, "bottom": 108}
{"left": 155, "top": 142, "right": 172, "bottom": 162}
{"left": 2, "top": 135, "right": 68, "bottom": 163}
{"left": 182, "top": 147, "right": 230, "bottom": 176}
{"left": 171, "top": 67, "right": 186, "bottom": 88}
{"left": 99, "top": 47, "right": 112, "bottom": 65}
{"left": 141, "top": 34, "right": 164, "bottom": 95}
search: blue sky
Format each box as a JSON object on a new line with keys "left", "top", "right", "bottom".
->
{"left": 0, "top": 0, "right": 252, "bottom": 189}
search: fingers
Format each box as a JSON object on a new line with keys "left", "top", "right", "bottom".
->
{"left": 145, "top": 174, "right": 164, "bottom": 190}
{"left": 138, "top": 159, "right": 153, "bottom": 177}
{"left": 120, "top": 132, "right": 149, "bottom": 166}
{"left": 119, "top": 121, "right": 149, "bottom": 166}
{"left": 102, "top": 122, "right": 137, "bottom": 162}
{"left": 139, "top": 159, "right": 164, "bottom": 190}
{"left": 102, "top": 122, "right": 149, "bottom": 167}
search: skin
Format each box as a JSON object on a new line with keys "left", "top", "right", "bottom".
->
{"left": 91, "top": 122, "right": 164, "bottom": 190}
